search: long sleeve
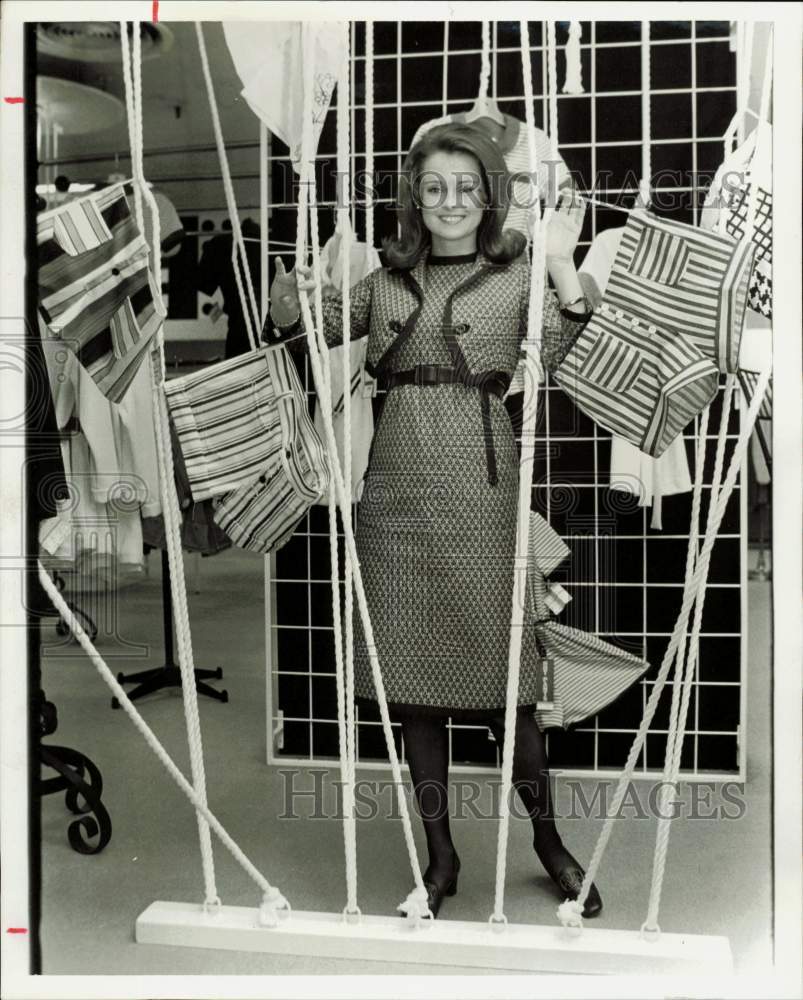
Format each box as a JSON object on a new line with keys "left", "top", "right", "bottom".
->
{"left": 268, "top": 267, "right": 377, "bottom": 354}
{"left": 517, "top": 258, "right": 590, "bottom": 374}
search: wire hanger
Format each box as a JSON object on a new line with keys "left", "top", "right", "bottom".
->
{"left": 465, "top": 21, "right": 505, "bottom": 128}
{"left": 465, "top": 94, "right": 505, "bottom": 128}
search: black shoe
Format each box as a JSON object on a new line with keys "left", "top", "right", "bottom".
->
{"left": 400, "top": 857, "right": 460, "bottom": 920}
{"left": 553, "top": 863, "right": 603, "bottom": 919}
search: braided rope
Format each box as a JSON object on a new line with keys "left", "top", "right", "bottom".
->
{"left": 195, "top": 22, "right": 260, "bottom": 348}
{"left": 489, "top": 18, "right": 550, "bottom": 925}
{"left": 571, "top": 368, "right": 770, "bottom": 920}
{"left": 333, "top": 20, "right": 359, "bottom": 916}
{"left": 640, "top": 20, "right": 652, "bottom": 207}
{"left": 365, "top": 22, "right": 375, "bottom": 250}
{"left": 121, "top": 21, "right": 218, "bottom": 907}
{"left": 36, "top": 561, "right": 283, "bottom": 906}
{"left": 743, "top": 26, "right": 773, "bottom": 241}
{"left": 546, "top": 21, "right": 559, "bottom": 159}
{"left": 479, "top": 21, "right": 492, "bottom": 99}
{"left": 646, "top": 381, "right": 735, "bottom": 931}
{"left": 297, "top": 24, "right": 427, "bottom": 908}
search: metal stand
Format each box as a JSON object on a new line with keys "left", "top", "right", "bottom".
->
{"left": 112, "top": 549, "right": 227, "bottom": 707}
{"left": 38, "top": 691, "right": 112, "bottom": 855}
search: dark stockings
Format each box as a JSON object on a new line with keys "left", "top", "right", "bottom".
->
{"left": 401, "top": 709, "right": 578, "bottom": 892}
{"left": 400, "top": 716, "right": 459, "bottom": 889}
{"left": 486, "top": 708, "right": 576, "bottom": 880}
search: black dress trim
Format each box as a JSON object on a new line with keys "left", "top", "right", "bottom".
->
{"left": 428, "top": 252, "right": 478, "bottom": 266}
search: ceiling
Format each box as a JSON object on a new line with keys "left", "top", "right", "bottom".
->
{"left": 36, "top": 20, "right": 265, "bottom": 212}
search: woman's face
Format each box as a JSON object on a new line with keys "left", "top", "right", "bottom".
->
{"left": 417, "top": 150, "right": 487, "bottom": 252}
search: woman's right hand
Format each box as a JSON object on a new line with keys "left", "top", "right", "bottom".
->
{"left": 270, "top": 256, "right": 319, "bottom": 327}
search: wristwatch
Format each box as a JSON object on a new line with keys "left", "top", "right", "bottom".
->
{"left": 559, "top": 294, "right": 593, "bottom": 321}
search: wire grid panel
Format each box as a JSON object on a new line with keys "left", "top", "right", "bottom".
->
{"left": 266, "top": 20, "right": 746, "bottom": 780}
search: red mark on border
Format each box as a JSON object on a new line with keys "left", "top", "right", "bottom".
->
{"left": 152, "top": 0, "right": 159, "bottom": 22}
{"left": 4, "top": 97, "right": 24, "bottom": 104}
{"left": 7, "top": 927, "right": 28, "bottom": 934}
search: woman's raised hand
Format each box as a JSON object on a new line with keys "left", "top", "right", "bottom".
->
{"left": 544, "top": 187, "right": 586, "bottom": 267}
{"left": 270, "top": 257, "right": 319, "bottom": 327}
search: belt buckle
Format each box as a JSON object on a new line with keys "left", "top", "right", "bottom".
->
{"left": 415, "top": 365, "right": 429, "bottom": 387}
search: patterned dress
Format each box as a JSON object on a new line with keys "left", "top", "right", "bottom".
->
{"left": 283, "top": 249, "right": 587, "bottom": 720}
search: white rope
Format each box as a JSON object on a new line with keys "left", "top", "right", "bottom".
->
{"left": 546, "top": 21, "right": 559, "bottom": 156}
{"left": 567, "top": 367, "right": 771, "bottom": 924}
{"left": 639, "top": 20, "right": 652, "bottom": 207}
{"left": 296, "top": 24, "right": 428, "bottom": 916}
{"left": 121, "top": 21, "right": 218, "bottom": 908}
{"left": 365, "top": 22, "right": 375, "bottom": 250}
{"left": 489, "top": 18, "right": 550, "bottom": 926}
{"left": 742, "top": 25, "right": 773, "bottom": 241}
{"left": 195, "top": 22, "right": 260, "bottom": 350}
{"left": 36, "top": 561, "right": 287, "bottom": 917}
{"left": 645, "top": 378, "right": 736, "bottom": 931}
{"left": 479, "top": 21, "right": 492, "bottom": 99}
{"left": 331, "top": 20, "right": 359, "bottom": 918}
{"left": 562, "top": 22, "right": 584, "bottom": 95}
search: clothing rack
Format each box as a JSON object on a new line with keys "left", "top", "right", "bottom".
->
{"left": 112, "top": 548, "right": 228, "bottom": 707}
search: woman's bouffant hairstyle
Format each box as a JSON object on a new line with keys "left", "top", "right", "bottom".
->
{"left": 383, "top": 123, "right": 527, "bottom": 268}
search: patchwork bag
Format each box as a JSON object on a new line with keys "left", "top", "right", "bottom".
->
{"left": 553, "top": 210, "right": 756, "bottom": 457}
{"left": 165, "top": 344, "right": 329, "bottom": 554}
{"left": 702, "top": 120, "right": 772, "bottom": 320}
{"left": 37, "top": 184, "right": 165, "bottom": 404}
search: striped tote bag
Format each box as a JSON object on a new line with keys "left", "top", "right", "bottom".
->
{"left": 553, "top": 210, "right": 756, "bottom": 457}
{"left": 37, "top": 184, "right": 164, "bottom": 404}
{"left": 164, "top": 344, "right": 329, "bottom": 502}
{"left": 523, "top": 530, "right": 649, "bottom": 730}
{"left": 533, "top": 622, "right": 649, "bottom": 731}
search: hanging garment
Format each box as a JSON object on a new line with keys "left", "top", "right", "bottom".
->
{"left": 165, "top": 345, "right": 328, "bottom": 504}
{"left": 410, "top": 111, "right": 570, "bottom": 238}
{"left": 553, "top": 210, "right": 756, "bottom": 457}
{"left": 37, "top": 183, "right": 165, "bottom": 404}
{"left": 701, "top": 120, "right": 772, "bottom": 319}
{"left": 579, "top": 227, "right": 692, "bottom": 529}
{"left": 142, "top": 188, "right": 185, "bottom": 259}
{"left": 38, "top": 324, "right": 152, "bottom": 577}
{"left": 313, "top": 229, "right": 380, "bottom": 505}
{"left": 197, "top": 217, "right": 262, "bottom": 359}
{"left": 140, "top": 411, "right": 232, "bottom": 556}
{"left": 222, "top": 22, "right": 344, "bottom": 174}
{"left": 610, "top": 436, "right": 692, "bottom": 530}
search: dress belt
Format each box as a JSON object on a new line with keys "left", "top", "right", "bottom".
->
{"left": 383, "top": 365, "right": 509, "bottom": 487}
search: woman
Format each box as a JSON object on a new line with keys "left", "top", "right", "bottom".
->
{"left": 267, "top": 123, "right": 602, "bottom": 919}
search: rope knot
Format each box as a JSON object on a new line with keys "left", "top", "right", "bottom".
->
{"left": 396, "top": 886, "right": 433, "bottom": 927}
{"left": 557, "top": 898, "right": 584, "bottom": 934}
{"left": 259, "top": 887, "right": 290, "bottom": 927}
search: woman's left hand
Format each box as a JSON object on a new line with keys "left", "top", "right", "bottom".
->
{"left": 545, "top": 187, "right": 586, "bottom": 266}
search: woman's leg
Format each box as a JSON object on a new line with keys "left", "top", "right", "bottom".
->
{"left": 485, "top": 708, "right": 566, "bottom": 874}
{"left": 486, "top": 708, "right": 602, "bottom": 915}
{"left": 400, "top": 714, "right": 460, "bottom": 888}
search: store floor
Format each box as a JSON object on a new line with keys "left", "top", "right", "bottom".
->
{"left": 39, "top": 547, "right": 773, "bottom": 976}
